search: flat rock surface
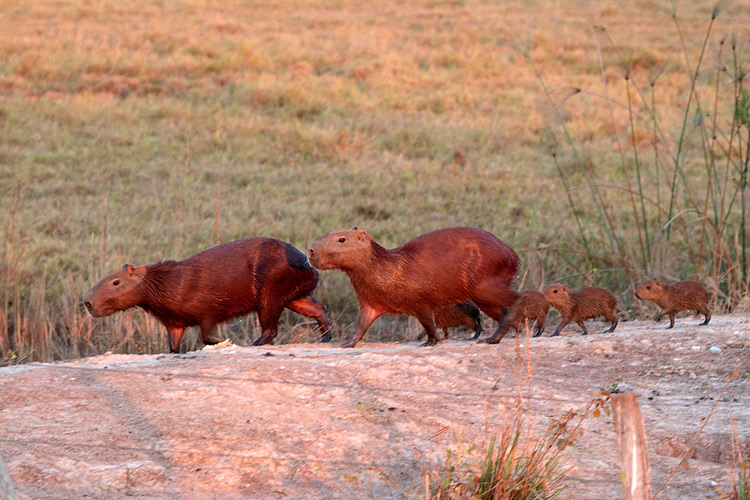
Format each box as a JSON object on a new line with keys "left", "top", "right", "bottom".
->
{"left": 1, "top": 314, "right": 748, "bottom": 499}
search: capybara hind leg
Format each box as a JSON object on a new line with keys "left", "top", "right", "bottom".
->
{"left": 341, "top": 306, "right": 382, "bottom": 348}
{"left": 199, "top": 321, "right": 222, "bottom": 345}
{"left": 167, "top": 327, "right": 185, "bottom": 353}
{"left": 286, "top": 296, "right": 332, "bottom": 342}
{"left": 479, "top": 305, "right": 514, "bottom": 344}
{"left": 468, "top": 320, "right": 482, "bottom": 340}
{"left": 533, "top": 315, "right": 546, "bottom": 337}
{"left": 254, "top": 304, "right": 284, "bottom": 346}
{"left": 604, "top": 314, "right": 618, "bottom": 333}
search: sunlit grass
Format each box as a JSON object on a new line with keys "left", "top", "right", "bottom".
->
{"left": 1, "top": 0, "right": 749, "bottom": 360}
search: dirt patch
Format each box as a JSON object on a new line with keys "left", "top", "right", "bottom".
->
{"left": 1, "top": 314, "right": 748, "bottom": 499}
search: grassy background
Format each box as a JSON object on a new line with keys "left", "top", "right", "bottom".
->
{"left": 1, "top": 0, "right": 749, "bottom": 360}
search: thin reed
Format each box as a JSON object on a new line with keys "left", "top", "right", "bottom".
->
{"left": 531, "top": 2, "right": 750, "bottom": 308}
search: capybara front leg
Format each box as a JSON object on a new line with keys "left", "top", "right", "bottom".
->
{"left": 667, "top": 313, "right": 675, "bottom": 329}
{"left": 550, "top": 316, "right": 570, "bottom": 337}
{"left": 199, "top": 321, "right": 222, "bottom": 346}
{"left": 699, "top": 308, "right": 711, "bottom": 326}
{"left": 286, "top": 296, "right": 332, "bottom": 342}
{"left": 341, "top": 306, "right": 382, "bottom": 348}
{"left": 415, "top": 311, "right": 440, "bottom": 347}
{"left": 577, "top": 320, "right": 588, "bottom": 335}
{"left": 167, "top": 327, "right": 185, "bottom": 353}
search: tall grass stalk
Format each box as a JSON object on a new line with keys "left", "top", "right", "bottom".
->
{"left": 531, "top": 2, "right": 749, "bottom": 306}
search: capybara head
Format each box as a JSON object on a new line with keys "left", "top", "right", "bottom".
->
{"left": 84, "top": 264, "right": 146, "bottom": 317}
{"left": 543, "top": 283, "right": 571, "bottom": 308}
{"left": 308, "top": 227, "right": 373, "bottom": 270}
{"left": 635, "top": 279, "right": 662, "bottom": 301}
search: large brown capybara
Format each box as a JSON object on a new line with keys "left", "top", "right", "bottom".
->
{"left": 635, "top": 279, "right": 710, "bottom": 328}
{"left": 308, "top": 227, "right": 519, "bottom": 347}
{"left": 489, "top": 290, "right": 550, "bottom": 341}
{"left": 84, "top": 238, "right": 331, "bottom": 353}
{"left": 544, "top": 284, "right": 618, "bottom": 336}
{"left": 416, "top": 301, "right": 483, "bottom": 341}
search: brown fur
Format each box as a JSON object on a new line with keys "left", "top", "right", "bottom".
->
{"left": 416, "top": 301, "right": 483, "bottom": 341}
{"left": 544, "top": 284, "right": 617, "bottom": 336}
{"left": 635, "top": 279, "right": 710, "bottom": 328}
{"left": 490, "top": 290, "right": 550, "bottom": 341}
{"left": 84, "top": 238, "right": 331, "bottom": 353}
{"left": 308, "top": 227, "right": 519, "bottom": 347}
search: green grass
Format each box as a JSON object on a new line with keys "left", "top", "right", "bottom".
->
{"left": 1, "top": 0, "right": 749, "bottom": 360}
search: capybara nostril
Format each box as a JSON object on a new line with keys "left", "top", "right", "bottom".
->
{"left": 84, "top": 300, "right": 92, "bottom": 310}
{"left": 308, "top": 248, "right": 315, "bottom": 255}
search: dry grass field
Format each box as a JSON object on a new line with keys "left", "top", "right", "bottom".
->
{"left": 1, "top": 0, "right": 749, "bottom": 359}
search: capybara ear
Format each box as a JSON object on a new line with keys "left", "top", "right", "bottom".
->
{"left": 354, "top": 227, "right": 367, "bottom": 240}
{"left": 655, "top": 278, "right": 661, "bottom": 285}
{"left": 125, "top": 264, "right": 136, "bottom": 277}
{"left": 562, "top": 284, "right": 569, "bottom": 290}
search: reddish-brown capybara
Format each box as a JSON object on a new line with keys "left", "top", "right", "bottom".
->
{"left": 635, "top": 279, "right": 710, "bottom": 328}
{"left": 308, "top": 227, "right": 519, "bottom": 347}
{"left": 544, "top": 284, "right": 617, "bottom": 336}
{"left": 84, "top": 238, "right": 331, "bottom": 352}
{"left": 416, "top": 301, "right": 483, "bottom": 341}
{"left": 490, "top": 290, "right": 550, "bottom": 341}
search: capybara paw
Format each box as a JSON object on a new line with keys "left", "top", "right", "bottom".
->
{"left": 319, "top": 332, "right": 332, "bottom": 343}
{"left": 419, "top": 339, "right": 439, "bottom": 347}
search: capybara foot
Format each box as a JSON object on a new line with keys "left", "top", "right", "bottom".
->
{"left": 580, "top": 331, "right": 588, "bottom": 335}
{"left": 468, "top": 331, "right": 481, "bottom": 340}
{"left": 340, "top": 339, "right": 358, "bottom": 348}
{"left": 532, "top": 331, "right": 542, "bottom": 338}
{"left": 480, "top": 336, "right": 500, "bottom": 344}
{"left": 252, "top": 336, "right": 269, "bottom": 346}
{"left": 319, "top": 331, "right": 332, "bottom": 342}
{"left": 420, "top": 338, "right": 439, "bottom": 347}
{"left": 700, "top": 312, "right": 711, "bottom": 325}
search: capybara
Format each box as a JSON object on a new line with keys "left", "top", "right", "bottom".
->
{"left": 635, "top": 279, "right": 710, "bottom": 328}
{"left": 416, "top": 301, "right": 483, "bottom": 341}
{"left": 544, "top": 284, "right": 617, "bottom": 336}
{"left": 308, "top": 227, "right": 519, "bottom": 347}
{"left": 84, "top": 238, "right": 331, "bottom": 352}
{"left": 489, "top": 290, "right": 550, "bottom": 341}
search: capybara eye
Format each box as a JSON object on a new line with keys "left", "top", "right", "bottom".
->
{"left": 646, "top": 286, "right": 650, "bottom": 290}
{"left": 112, "top": 280, "right": 120, "bottom": 286}
{"left": 553, "top": 289, "right": 557, "bottom": 293}
{"left": 338, "top": 237, "right": 346, "bottom": 243}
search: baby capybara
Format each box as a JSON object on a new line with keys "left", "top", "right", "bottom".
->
{"left": 489, "top": 290, "right": 550, "bottom": 341}
{"left": 308, "top": 227, "right": 519, "bottom": 347}
{"left": 544, "top": 284, "right": 617, "bottom": 336}
{"left": 84, "top": 238, "right": 331, "bottom": 353}
{"left": 416, "top": 301, "right": 483, "bottom": 341}
{"left": 635, "top": 279, "right": 710, "bottom": 328}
